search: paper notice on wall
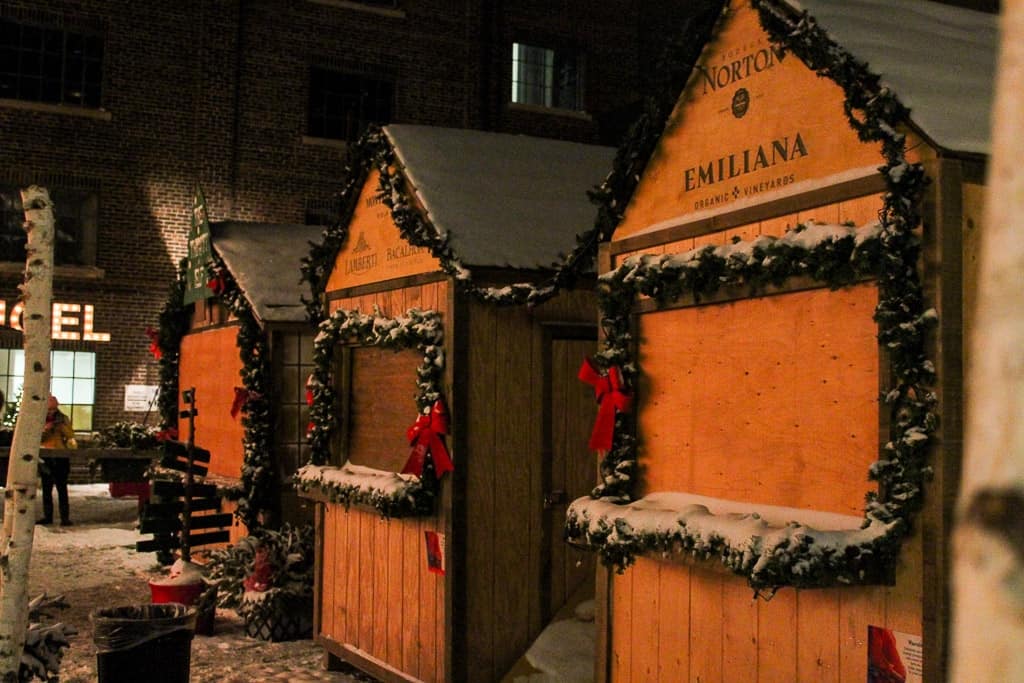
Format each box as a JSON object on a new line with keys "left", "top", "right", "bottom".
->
{"left": 124, "top": 385, "right": 159, "bottom": 412}
{"left": 868, "top": 626, "right": 923, "bottom": 682}
{"left": 424, "top": 531, "right": 445, "bottom": 576}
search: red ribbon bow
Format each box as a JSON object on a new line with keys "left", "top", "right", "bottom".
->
{"left": 402, "top": 400, "right": 454, "bottom": 478}
{"left": 155, "top": 427, "right": 178, "bottom": 442}
{"left": 207, "top": 270, "right": 228, "bottom": 296}
{"left": 578, "top": 358, "right": 631, "bottom": 452}
{"left": 145, "top": 326, "right": 162, "bottom": 360}
{"left": 230, "top": 386, "right": 250, "bottom": 418}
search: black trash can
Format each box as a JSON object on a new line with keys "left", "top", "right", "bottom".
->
{"left": 91, "top": 603, "right": 197, "bottom": 683}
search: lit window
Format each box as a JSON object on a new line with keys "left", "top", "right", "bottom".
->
{"left": 308, "top": 67, "right": 394, "bottom": 142}
{"left": 0, "top": 18, "right": 104, "bottom": 107}
{"left": 0, "top": 185, "right": 97, "bottom": 265}
{"left": 0, "top": 349, "right": 96, "bottom": 431}
{"left": 511, "top": 42, "right": 582, "bottom": 111}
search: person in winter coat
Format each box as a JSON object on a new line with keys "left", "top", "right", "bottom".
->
{"left": 38, "top": 396, "right": 76, "bottom": 526}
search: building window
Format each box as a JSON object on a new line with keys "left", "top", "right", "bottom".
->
{"left": 0, "top": 185, "right": 97, "bottom": 265}
{"left": 511, "top": 42, "right": 582, "bottom": 111}
{"left": 0, "top": 349, "right": 96, "bottom": 431}
{"left": 308, "top": 67, "right": 394, "bottom": 142}
{"left": 0, "top": 18, "right": 104, "bottom": 107}
{"left": 304, "top": 198, "right": 339, "bottom": 227}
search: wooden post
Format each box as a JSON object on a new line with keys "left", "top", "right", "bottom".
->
{"left": 952, "top": 4, "right": 1024, "bottom": 681}
{"left": 180, "top": 388, "right": 198, "bottom": 564}
{"left": 0, "top": 186, "right": 55, "bottom": 678}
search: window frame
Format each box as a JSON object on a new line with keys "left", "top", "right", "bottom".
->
{"left": 510, "top": 39, "right": 585, "bottom": 113}
{"left": 0, "top": 16, "right": 104, "bottom": 109}
{"left": 0, "top": 183, "right": 98, "bottom": 266}
{"left": 306, "top": 66, "right": 395, "bottom": 143}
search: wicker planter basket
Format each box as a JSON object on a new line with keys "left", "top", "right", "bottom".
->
{"left": 241, "top": 592, "right": 312, "bottom": 642}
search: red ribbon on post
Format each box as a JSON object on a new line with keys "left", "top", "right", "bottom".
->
{"left": 578, "top": 358, "right": 631, "bottom": 452}
{"left": 230, "top": 386, "right": 248, "bottom": 418}
{"left": 402, "top": 400, "right": 454, "bottom": 478}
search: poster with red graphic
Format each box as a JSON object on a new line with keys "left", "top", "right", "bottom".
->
{"left": 867, "top": 626, "right": 922, "bottom": 683}
{"left": 424, "top": 531, "right": 445, "bottom": 575}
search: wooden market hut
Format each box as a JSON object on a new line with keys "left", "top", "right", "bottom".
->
{"left": 296, "top": 124, "right": 614, "bottom": 683}
{"left": 564, "top": 1, "right": 995, "bottom": 681}
{"left": 175, "top": 220, "right": 323, "bottom": 535}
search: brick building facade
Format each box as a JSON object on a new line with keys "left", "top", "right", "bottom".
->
{"left": 0, "top": 0, "right": 693, "bottom": 433}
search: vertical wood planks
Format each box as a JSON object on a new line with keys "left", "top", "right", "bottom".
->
{"left": 757, "top": 587, "right": 798, "bottom": 682}
{"left": 838, "top": 586, "right": 886, "bottom": 681}
{"left": 722, "top": 577, "right": 758, "bottom": 682}
{"left": 689, "top": 568, "right": 724, "bottom": 683}
{"left": 796, "top": 589, "right": 841, "bottom": 682}
{"left": 386, "top": 519, "right": 404, "bottom": 667}
{"left": 611, "top": 567, "right": 633, "bottom": 683}
{"left": 491, "top": 306, "right": 534, "bottom": 676}
{"left": 464, "top": 300, "right": 497, "bottom": 681}
{"left": 629, "top": 559, "right": 660, "bottom": 683}
{"left": 401, "top": 519, "right": 421, "bottom": 680}
{"left": 657, "top": 562, "right": 690, "bottom": 683}
{"left": 321, "top": 504, "right": 336, "bottom": 640}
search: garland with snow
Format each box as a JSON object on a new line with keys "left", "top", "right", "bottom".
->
{"left": 206, "top": 260, "right": 275, "bottom": 530}
{"left": 295, "top": 463, "right": 433, "bottom": 518}
{"left": 299, "top": 306, "right": 444, "bottom": 517}
{"left": 155, "top": 258, "right": 189, "bottom": 431}
{"left": 298, "top": 2, "right": 722, "bottom": 324}
{"left": 151, "top": 257, "right": 275, "bottom": 530}
{"left": 566, "top": 0, "right": 937, "bottom": 590}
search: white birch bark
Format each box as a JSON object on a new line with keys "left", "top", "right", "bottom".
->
{"left": 951, "top": 5, "right": 1024, "bottom": 682}
{"left": 0, "top": 186, "right": 54, "bottom": 680}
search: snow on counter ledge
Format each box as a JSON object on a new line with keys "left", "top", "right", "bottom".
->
{"left": 295, "top": 462, "right": 431, "bottom": 517}
{"left": 566, "top": 491, "right": 900, "bottom": 588}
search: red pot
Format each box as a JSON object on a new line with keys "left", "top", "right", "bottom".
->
{"left": 150, "top": 581, "right": 215, "bottom": 636}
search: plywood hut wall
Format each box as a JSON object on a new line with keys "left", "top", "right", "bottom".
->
{"left": 302, "top": 126, "right": 610, "bottom": 683}
{"left": 568, "top": 1, "right": 993, "bottom": 681}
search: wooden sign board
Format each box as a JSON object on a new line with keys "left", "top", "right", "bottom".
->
{"left": 613, "top": 0, "right": 890, "bottom": 240}
{"left": 326, "top": 169, "right": 440, "bottom": 291}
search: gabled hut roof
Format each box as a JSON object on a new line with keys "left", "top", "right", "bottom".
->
{"left": 790, "top": 0, "right": 996, "bottom": 155}
{"left": 210, "top": 221, "right": 323, "bottom": 324}
{"left": 383, "top": 124, "right": 615, "bottom": 269}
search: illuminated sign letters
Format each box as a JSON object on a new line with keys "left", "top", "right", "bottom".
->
{"left": 0, "top": 301, "right": 111, "bottom": 342}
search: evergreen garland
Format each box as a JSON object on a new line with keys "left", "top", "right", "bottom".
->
{"left": 152, "top": 256, "right": 276, "bottom": 530}
{"left": 156, "top": 257, "right": 189, "bottom": 432}
{"left": 566, "top": 0, "right": 938, "bottom": 589}
{"left": 298, "top": 1, "right": 721, "bottom": 325}
{"left": 300, "top": 306, "right": 444, "bottom": 517}
{"left": 207, "top": 260, "right": 276, "bottom": 530}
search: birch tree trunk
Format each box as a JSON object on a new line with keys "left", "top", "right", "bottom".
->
{"left": 0, "top": 186, "right": 54, "bottom": 680}
{"left": 951, "top": 6, "right": 1024, "bottom": 682}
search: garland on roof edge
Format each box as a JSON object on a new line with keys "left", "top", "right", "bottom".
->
{"left": 297, "top": 3, "right": 724, "bottom": 323}
{"left": 156, "top": 258, "right": 189, "bottom": 433}
{"left": 299, "top": 307, "right": 444, "bottom": 517}
{"left": 154, "top": 257, "right": 275, "bottom": 531}
{"left": 564, "top": 0, "right": 937, "bottom": 590}
{"left": 207, "top": 259, "right": 276, "bottom": 531}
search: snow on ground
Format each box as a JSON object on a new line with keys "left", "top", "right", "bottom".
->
{"left": 7, "top": 484, "right": 594, "bottom": 682}
{"left": 5, "top": 484, "right": 373, "bottom": 682}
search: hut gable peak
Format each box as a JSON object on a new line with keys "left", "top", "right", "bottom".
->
{"left": 610, "top": 0, "right": 996, "bottom": 241}
{"left": 324, "top": 125, "right": 615, "bottom": 295}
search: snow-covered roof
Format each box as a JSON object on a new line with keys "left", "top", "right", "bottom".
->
{"left": 383, "top": 124, "right": 615, "bottom": 269}
{"left": 210, "top": 222, "right": 323, "bottom": 324}
{"left": 788, "top": 0, "right": 997, "bottom": 155}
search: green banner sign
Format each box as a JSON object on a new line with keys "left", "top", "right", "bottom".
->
{"left": 184, "top": 186, "right": 214, "bottom": 305}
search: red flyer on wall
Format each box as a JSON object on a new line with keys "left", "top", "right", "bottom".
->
{"left": 868, "top": 626, "right": 923, "bottom": 683}
{"left": 424, "top": 531, "right": 445, "bottom": 575}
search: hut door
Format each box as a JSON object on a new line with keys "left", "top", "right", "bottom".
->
{"left": 542, "top": 326, "right": 597, "bottom": 622}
